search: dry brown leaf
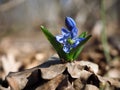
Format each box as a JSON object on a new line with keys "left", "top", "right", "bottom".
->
{"left": 84, "top": 84, "right": 99, "bottom": 90}
{"left": 2, "top": 56, "right": 119, "bottom": 90}
{"left": 56, "top": 76, "right": 75, "bottom": 90}
{"left": 36, "top": 74, "right": 65, "bottom": 90}
{"left": 40, "top": 64, "right": 66, "bottom": 79}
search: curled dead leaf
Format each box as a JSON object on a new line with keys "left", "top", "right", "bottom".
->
{"left": 1, "top": 56, "right": 119, "bottom": 90}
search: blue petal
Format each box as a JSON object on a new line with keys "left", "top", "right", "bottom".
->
{"left": 65, "top": 17, "right": 76, "bottom": 30}
{"left": 61, "top": 28, "right": 71, "bottom": 40}
{"left": 64, "top": 33, "right": 71, "bottom": 40}
{"left": 63, "top": 44, "right": 71, "bottom": 53}
{"left": 72, "top": 40, "right": 80, "bottom": 48}
{"left": 72, "top": 38, "right": 85, "bottom": 48}
{"left": 61, "top": 28, "right": 70, "bottom": 35}
{"left": 77, "top": 38, "right": 85, "bottom": 42}
{"left": 71, "top": 27, "right": 78, "bottom": 38}
{"left": 56, "top": 35, "right": 64, "bottom": 43}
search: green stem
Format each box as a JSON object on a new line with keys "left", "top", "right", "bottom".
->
{"left": 101, "top": 0, "right": 111, "bottom": 63}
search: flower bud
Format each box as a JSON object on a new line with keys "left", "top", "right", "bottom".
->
{"left": 65, "top": 17, "right": 76, "bottom": 30}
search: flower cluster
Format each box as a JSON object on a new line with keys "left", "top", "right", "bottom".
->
{"left": 56, "top": 17, "right": 85, "bottom": 53}
{"left": 41, "top": 16, "right": 91, "bottom": 62}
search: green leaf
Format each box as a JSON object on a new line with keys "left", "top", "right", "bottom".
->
{"left": 41, "top": 26, "right": 69, "bottom": 61}
{"left": 79, "top": 32, "right": 88, "bottom": 38}
{"left": 70, "top": 35, "right": 92, "bottom": 61}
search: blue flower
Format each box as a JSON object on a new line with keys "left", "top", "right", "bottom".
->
{"left": 56, "top": 17, "right": 85, "bottom": 53}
